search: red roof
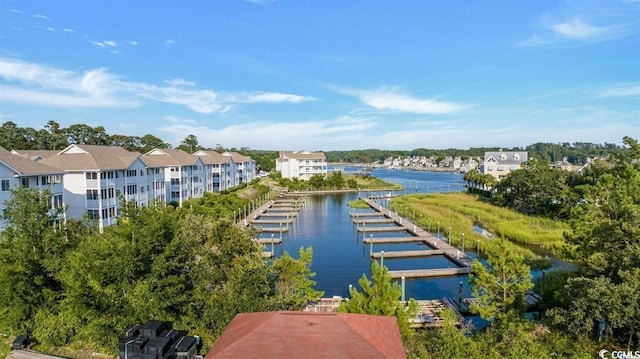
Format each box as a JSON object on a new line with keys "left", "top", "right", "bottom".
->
{"left": 205, "top": 311, "right": 406, "bottom": 359}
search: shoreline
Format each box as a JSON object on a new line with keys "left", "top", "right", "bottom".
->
{"left": 328, "top": 163, "right": 460, "bottom": 173}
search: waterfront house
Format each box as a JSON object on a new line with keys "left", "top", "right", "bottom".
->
{"left": 480, "top": 150, "right": 528, "bottom": 180}
{"left": 276, "top": 150, "right": 327, "bottom": 180}
{"left": 205, "top": 311, "right": 406, "bottom": 359}
{"left": 221, "top": 151, "right": 256, "bottom": 184}
{"left": 141, "top": 148, "right": 204, "bottom": 207}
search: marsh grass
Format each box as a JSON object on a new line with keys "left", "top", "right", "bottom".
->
{"left": 389, "top": 193, "right": 572, "bottom": 268}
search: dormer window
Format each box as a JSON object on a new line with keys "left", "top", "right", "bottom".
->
{"left": 513, "top": 153, "right": 520, "bottom": 160}
{"left": 500, "top": 153, "right": 507, "bottom": 160}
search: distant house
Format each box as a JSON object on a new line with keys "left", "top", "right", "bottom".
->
{"left": 480, "top": 151, "right": 528, "bottom": 180}
{"left": 205, "top": 311, "right": 406, "bottom": 359}
{"left": 221, "top": 151, "right": 256, "bottom": 184}
{"left": 553, "top": 157, "right": 581, "bottom": 171}
{"left": 276, "top": 151, "right": 327, "bottom": 180}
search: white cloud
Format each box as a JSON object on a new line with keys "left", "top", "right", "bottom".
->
{"left": 130, "top": 40, "right": 139, "bottom": 46}
{"left": 62, "top": 28, "right": 74, "bottom": 33}
{"left": 103, "top": 40, "right": 117, "bottom": 47}
{"left": 0, "top": 57, "right": 314, "bottom": 114}
{"left": 236, "top": 92, "right": 315, "bottom": 104}
{"left": 335, "top": 86, "right": 467, "bottom": 114}
{"left": 596, "top": 83, "right": 640, "bottom": 98}
{"left": 9, "top": 9, "right": 23, "bottom": 13}
{"left": 47, "top": 27, "right": 55, "bottom": 32}
{"left": 33, "top": 14, "right": 49, "bottom": 20}
{"left": 551, "top": 19, "right": 614, "bottom": 40}
{"left": 245, "top": 0, "right": 276, "bottom": 5}
{"left": 165, "top": 39, "right": 177, "bottom": 46}
{"left": 89, "top": 40, "right": 117, "bottom": 48}
{"left": 158, "top": 116, "right": 376, "bottom": 150}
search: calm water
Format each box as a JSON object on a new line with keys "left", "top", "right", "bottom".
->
{"left": 274, "top": 168, "right": 475, "bottom": 300}
{"left": 268, "top": 168, "right": 570, "bottom": 300}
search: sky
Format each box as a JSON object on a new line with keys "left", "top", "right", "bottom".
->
{"left": 0, "top": 0, "right": 638, "bottom": 151}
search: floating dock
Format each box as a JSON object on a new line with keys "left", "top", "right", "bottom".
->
{"left": 388, "top": 267, "right": 472, "bottom": 279}
{"left": 371, "top": 249, "right": 445, "bottom": 258}
{"left": 363, "top": 237, "right": 429, "bottom": 244}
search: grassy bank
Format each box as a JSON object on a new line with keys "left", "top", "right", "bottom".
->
{"left": 389, "top": 193, "right": 572, "bottom": 268}
{"left": 347, "top": 174, "right": 404, "bottom": 190}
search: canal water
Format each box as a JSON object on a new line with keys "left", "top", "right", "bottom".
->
{"left": 271, "top": 167, "right": 571, "bottom": 301}
{"left": 274, "top": 168, "right": 475, "bottom": 300}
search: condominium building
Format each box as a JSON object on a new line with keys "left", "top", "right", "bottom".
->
{"left": 0, "top": 147, "right": 65, "bottom": 228}
{"left": 276, "top": 151, "right": 327, "bottom": 180}
{"left": 141, "top": 148, "right": 204, "bottom": 206}
{"left": 37, "top": 144, "right": 150, "bottom": 229}
{"left": 1, "top": 145, "right": 256, "bottom": 232}
{"left": 221, "top": 151, "right": 256, "bottom": 184}
{"left": 192, "top": 150, "right": 236, "bottom": 192}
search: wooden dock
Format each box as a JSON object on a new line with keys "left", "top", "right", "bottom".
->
{"left": 350, "top": 212, "right": 386, "bottom": 217}
{"left": 357, "top": 226, "right": 408, "bottom": 233}
{"left": 353, "top": 218, "right": 395, "bottom": 224}
{"left": 371, "top": 249, "right": 445, "bottom": 258}
{"left": 388, "top": 267, "right": 472, "bottom": 279}
{"left": 361, "top": 197, "right": 474, "bottom": 269}
{"left": 258, "top": 227, "right": 289, "bottom": 233}
{"left": 251, "top": 219, "right": 294, "bottom": 225}
{"left": 363, "top": 237, "right": 429, "bottom": 244}
{"left": 409, "top": 299, "right": 465, "bottom": 328}
{"left": 257, "top": 212, "right": 298, "bottom": 217}
{"left": 266, "top": 207, "right": 299, "bottom": 212}
{"left": 253, "top": 238, "right": 283, "bottom": 244}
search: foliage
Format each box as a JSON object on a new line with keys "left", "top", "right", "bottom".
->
{"left": 271, "top": 247, "right": 324, "bottom": 309}
{"left": 493, "top": 159, "right": 577, "bottom": 219}
{"left": 469, "top": 239, "right": 534, "bottom": 322}
{"left": 338, "top": 261, "right": 418, "bottom": 339}
{"left": 0, "top": 187, "right": 91, "bottom": 337}
{"left": 347, "top": 199, "right": 370, "bottom": 209}
{"left": 548, "top": 136, "right": 640, "bottom": 349}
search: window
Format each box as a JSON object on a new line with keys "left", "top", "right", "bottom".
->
{"left": 171, "top": 178, "right": 180, "bottom": 185}
{"left": 101, "top": 188, "right": 115, "bottom": 199}
{"left": 86, "top": 172, "right": 98, "bottom": 180}
{"left": 513, "top": 153, "right": 520, "bottom": 160}
{"left": 42, "top": 176, "right": 51, "bottom": 185}
{"left": 1, "top": 179, "right": 10, "bottom": 191}
{"left": 510, "top": 165, "right": 519, "bottom": 170}
{"left": 500, "top": 153, "right": 507, "bottom": 160}
{"left": 497, "top": 165, "right": 504, "bottom": 171}
{"left": 86, "top": 189, "right": 99, "bottom": 200}
{"left": 126, "top": 170, "right": 137, "bottom": 177}
{"left": 171, "top": 191, "right": 180, "bottom": 198}
{"left": 126, "top": 185, "right": 137, "bottom": 195}
{"left": 87, "top": 209, "right": 99, "bottom": 219}
{"left": 21, "top": 178, "right": 30, "bottom": 188}
{"left": 53, "top": 194, "right": 63, "bottom": 209}
{"left": 487, "top": 165, "right": 494, "bottom": 171}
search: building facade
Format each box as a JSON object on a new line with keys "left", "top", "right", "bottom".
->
{"left": 480, "top": 151, "right": 528, "bottom": 180}
{"left": 276, "top": 151, "right": 327, "bottom": 180}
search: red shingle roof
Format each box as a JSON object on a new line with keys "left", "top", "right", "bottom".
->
{"left": 205, "top": 311, "right": 406, "bottom": 359}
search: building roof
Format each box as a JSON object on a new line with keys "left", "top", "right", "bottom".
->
{"left": 0, "top": 147, "right": 64, "bottom": 176}
{"left": 39, "top": 144, "right": 139, "bottom": 171}
{"left": 10, "top": 149, "right": 59, "bottom": 161}
{"left": 221, "top": 151, "right": 252, "bottom": 163}
{"left": 205, "top": 311, "right": 406, "bottom": 359}
{"left": 192, "top": 150, "right": 234, "bottom": 165}
{"left": 279, "top": 150, "right": 326, "bottom": 160}
{"left": 484, "top": 151, "right": 528, "bottom": 165}
{"left": 141, "top": 148, "right": 199, "bottom": 167}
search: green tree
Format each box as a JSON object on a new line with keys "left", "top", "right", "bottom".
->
{"left": 177, "top": 134, "right": 202, "bottom": 153}
{"left": 469, "top": 239, "right": 534, "bottom": 322}
{"left": 0, "top": 187, "right": 87, "bottom": 336}
{"left": 271, "top": 247, "right": 323, "bottom": 309}
{"left": 338, "top": 261, "right": 418, "bottom": 339}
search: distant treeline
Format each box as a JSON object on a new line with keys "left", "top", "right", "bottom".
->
{"left": 1, "top": 121, "right": 628, "bottom": 170}
{"left": 325, "top": 142, "right": 628, "bottom": 164}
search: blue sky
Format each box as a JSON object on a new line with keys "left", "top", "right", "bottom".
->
{"left": 0, "top": 0, "right": 638, "bottom": 150}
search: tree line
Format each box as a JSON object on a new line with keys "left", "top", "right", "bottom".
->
{"left": 0, "top": 185, "right": 323, "bottom": 354}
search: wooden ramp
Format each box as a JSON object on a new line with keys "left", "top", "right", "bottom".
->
{"left": 389, "top": 267, "right": 472, "bottom": 279}
{"left": 371, "top": 249, "right": 445, "bottom": 258}
{"left": 409, "top": 299, "right": 464, "bottom": 328}
{"left": 364, "top": 237, "right": 429, "bottom": 244}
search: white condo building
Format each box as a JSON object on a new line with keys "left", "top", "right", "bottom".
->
{"left": 276, "top": 151, "right": 327, "bottom": 180}
{"left": 1, "top": 145, "right": 256, "bottom": 232}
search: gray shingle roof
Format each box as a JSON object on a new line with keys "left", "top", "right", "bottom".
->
{"left": 141, "top": 148, "right": 199, "bottom": 167}
{"left": 279, "top": 151, "right": 326, "bottom": 160}
{"left": 0, "top": 147, "right": 64, "bottom": 175}
{"left": 39, "top": 144, "right": 140, "bottom": 171}
{"left": 484, "top": 151, "right": 528, "bottom": 165}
